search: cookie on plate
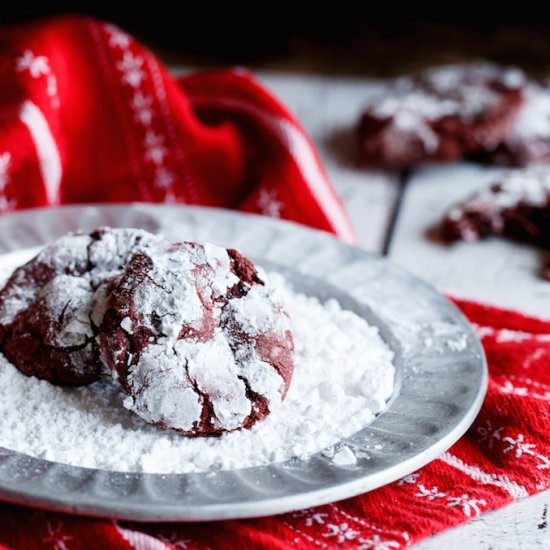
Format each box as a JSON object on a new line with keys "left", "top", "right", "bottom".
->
{"left": 0, "top": 227, "right": 159, "bottom": 385}
{"left": 99, "top": 240, "right": 294, "bottom": 436}
{"left": 358, "top": 62, "right": 524, "bottom": 168}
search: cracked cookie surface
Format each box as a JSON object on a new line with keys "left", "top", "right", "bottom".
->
{"left": 99, "top": 240, "right": 295, "bottom": 436}
{"left": 441, "top": 169, "right": 550, "bottom": 279}
{"left": 0, "top": 228, "right": 159, "bottom": 385}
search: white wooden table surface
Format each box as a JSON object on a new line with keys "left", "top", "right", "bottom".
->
{"left": 257, "top": 72, "right": 550, "bottom": 549}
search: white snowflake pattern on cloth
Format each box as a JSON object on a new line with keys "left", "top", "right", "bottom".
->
{"left": 0, "top": 152, "right": 10, "bottom": 192}
{"left": 322, "top": 522, "right": 360, "bottom": 543}
{"left": 447, "top": 494, "right": 486, "bottom": 517}
{"left": 144, "top": 130, "right": 168, "bottom": 165}
{"left": 154, "top": 167, "right": 176, "bottom": 189}
{"left": 16, "top": 49, "right": 50, "bottom": 77}
{"left": 358, "top": 535, "right": 401, "bottom": 550}
{"left": 15, "top": 49, "right": 59, "bottom": 109}
{"left": 105, "top": 23, "right": 131, "bottom": 48}
{"left": 337, "top": 507, "right": 411, "bottom": 547}
{"left": 397, "top": 472, "right": 420, "bottom": 486}
{"left": 43, "top": 520, "right": 73, "bottom": 550}
{"left": 131, "top": 91, "right": 154, "bottom": 126}
{"left": 291, "top": 506, "right": 409, "bottom": 549}
{"left": 291, "top": 508, "right": 319, "bottom": 519}
{"left": 476, "top": 420, "right": 504, "bottom": 448}
{"left": 257, "top": 188, "right": 283, "bottom": 217}
{"left": 502, "top": 434, "right": 536, "bottom": 458}
{"left": 415, "top": 484, "right": 447, "bottom": 500}
{"left": 304, "top": 512, "right": 329, "bottom": 527}
{"left": 502, "top": 433, "right": 549, "bottom": 469}
{"left": 117, "top": 52, "right": 147, "bottom": 88}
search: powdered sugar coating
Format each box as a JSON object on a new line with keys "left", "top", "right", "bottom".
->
{"left": 0, "top": 233, "right": 91, "bottom": 327}
{"left": 41, "top": 275, "right": 95, "bottom": 347}
{"left": 374, "top": 64, "right": 522, "bottom": 119}
{"left": 0, "top": 228, "right": 160, "bottom": 385}
{"left": 359, "top": 62, "right": 524, "bottom": 167}
{"left": 100, "top": 241, "right": 294, "bottom": 435}
{"left": 122, "top": 343, "right": 204, "bottom": 432}
{"left": 0, "top": 270, "right": 395, "bottom": 474}
{"left": 506, "top": 86, "right": 550, "bottom": 140}
{"left": 490, "top": 84, "right": 550, "bottom": 166}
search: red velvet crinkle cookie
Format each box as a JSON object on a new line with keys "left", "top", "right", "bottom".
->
{"left": 99, "top": 240, "right": 294, "bottom": 436}
{"left": 0, "top": 228, "right": 159, "bottom": 385}
{"left": 441, "top": 169, "right": 550, "bottom": 246}
{"left": 358, "top": 62, "right": 525, "bottom": 168}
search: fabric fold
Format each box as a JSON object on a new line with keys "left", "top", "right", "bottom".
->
{"left": 0, "top": 16, "right": 354, "bottom": 239}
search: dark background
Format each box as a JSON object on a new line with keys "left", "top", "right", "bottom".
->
{"left": 3, "top": 2, "right": 550, "bottom": 75}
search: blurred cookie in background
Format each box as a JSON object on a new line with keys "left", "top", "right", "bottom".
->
{"left": 357, "top": 62, "right": 524, "bottom": 168}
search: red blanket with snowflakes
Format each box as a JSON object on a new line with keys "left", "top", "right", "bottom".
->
{"left": 0, "top": 15, "right": 548, "bottom": 550}
{"left": 0, "top": 16, "right": 354, "bottom": 241}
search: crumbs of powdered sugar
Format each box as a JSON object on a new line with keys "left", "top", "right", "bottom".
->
{"left": 0, "top": 265, "right": 395, "bottom": 473}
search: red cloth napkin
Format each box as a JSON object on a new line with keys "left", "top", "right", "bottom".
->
{"left": 0, "top": 15, "right": 354, "bottom": 241}
{"left": 0, "top": 16, "right": 549, "bottom": 550}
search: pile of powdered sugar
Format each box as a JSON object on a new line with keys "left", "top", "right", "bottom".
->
{"left": 0, "top": 258, "right": 395, "bottom": 473}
